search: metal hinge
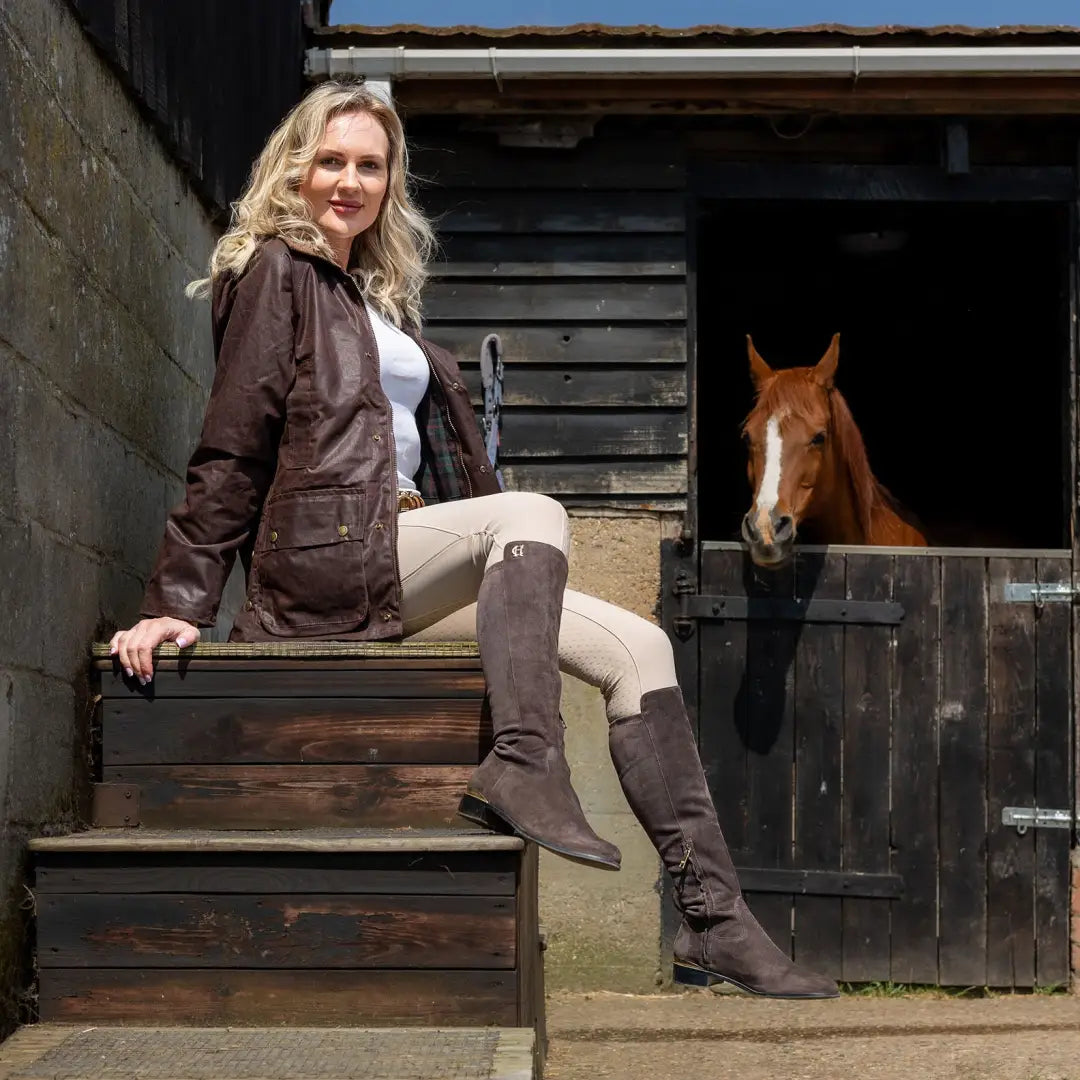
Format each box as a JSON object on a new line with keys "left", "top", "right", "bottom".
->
{"left": 1002, "top": 583, "right": 1077, "bottom": 604}
{"left": 671, "top": 569, "right": 697, "bottom": 641}
{"left": 91, "top": 783, "right": 140, "bottom": 827}
{"left": 1001, "top": 806, "right": 1073, "bottom": 835}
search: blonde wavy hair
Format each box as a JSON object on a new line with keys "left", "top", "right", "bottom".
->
{"left": 188, "top": 81, "right": 435, "bottom": 327}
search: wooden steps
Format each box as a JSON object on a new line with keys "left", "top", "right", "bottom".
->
{"left": 91, "top": 642, "right": 491, "bottom": 831}
{"left": 0, "top": 1024, "right": 535, "bottom": 1080}
{"left": 31, "top": 828, "right": 541, "bottom": 1028}
{"left": 29, "top": 644, "right": 543, "bottom": 1076}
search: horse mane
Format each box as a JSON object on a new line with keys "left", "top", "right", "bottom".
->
{"left": 827, "top": 386, "right": 892, "bottom": 541}
{"left": 749, "top": 371, "right": 894, "bottom": 542}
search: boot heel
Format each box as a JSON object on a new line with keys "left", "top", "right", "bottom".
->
{"left": 457, "top": 792, "right": 512, "bottom": 834}
{"left": 673, "top": 962, "right": 721, "bottom": 988}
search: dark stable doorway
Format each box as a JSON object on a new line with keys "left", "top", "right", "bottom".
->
{"left": 695, "top": 199, "right": 1071, "bottom": 549}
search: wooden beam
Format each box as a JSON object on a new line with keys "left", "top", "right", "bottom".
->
{"left": 459, "top": 366, "right": 688, "bottom": 407}
{"left": 420, "top": 190, "right": 685, "bottom": 232}
{"left": 396, "top": 77, "right": 1080, "bottom": 115}
{"left": 424, "top": 280, "right": 686, "bottom": 322}
{"left": 427, "top": 325, "right": 686, "bottom": 366}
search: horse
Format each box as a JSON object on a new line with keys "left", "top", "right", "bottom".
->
{"left": 741, "top": 333, "right": 927, "bottom": 568}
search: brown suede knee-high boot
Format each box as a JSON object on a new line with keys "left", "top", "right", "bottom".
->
{"left": 609, "top": 686, "right": 837, "bottom": 998}
{"left": 458, "top": 541, "right": 621, "bottom": 870}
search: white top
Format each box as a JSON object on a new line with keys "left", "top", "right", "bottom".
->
{"left": 365, "top": 301, "right": 430, "bottom": 493}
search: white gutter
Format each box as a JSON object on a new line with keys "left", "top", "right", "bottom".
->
{"left": 307, "top": 45, "right": 1080, "bottom": 83}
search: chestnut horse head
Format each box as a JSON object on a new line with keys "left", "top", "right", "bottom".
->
{"left": 741, "top": 334, "right": 925, "bottom": 568}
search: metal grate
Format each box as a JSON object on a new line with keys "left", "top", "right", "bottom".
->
{"left": 7, "top": 1027, "right": 532, "bottom": 1080}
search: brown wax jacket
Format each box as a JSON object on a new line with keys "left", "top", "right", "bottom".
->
{"left": 140, "top": 238, "right": 500, "bottom": 641}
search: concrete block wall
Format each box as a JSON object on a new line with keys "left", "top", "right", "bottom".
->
{"left": 0, "top": 0, "right": 232, "bottom": 1031}
{"left": 544, "top": 511, "right": 680, "bottom": 992}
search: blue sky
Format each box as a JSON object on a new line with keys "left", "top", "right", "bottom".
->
{"left": 329, "top": 0, "right": 1080, "bottom": 28}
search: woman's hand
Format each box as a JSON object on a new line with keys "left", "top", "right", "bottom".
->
{"left": 109, "top": 618, "right": 201, "bottom": 684}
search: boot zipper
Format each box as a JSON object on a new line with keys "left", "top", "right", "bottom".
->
{"left": 677, "top": 840, "right": 694, "bottom": 873}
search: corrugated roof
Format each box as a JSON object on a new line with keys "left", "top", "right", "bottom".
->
{"left": 314, "top": 21, "right": 1080, "bottom": 48}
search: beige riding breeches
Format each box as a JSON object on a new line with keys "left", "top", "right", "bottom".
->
{"left": 396, "top": 491, "right": 679, "bottom": 722}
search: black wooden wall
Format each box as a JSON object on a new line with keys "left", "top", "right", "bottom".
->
{"left": 67, "top": 0, "right": 305, "bottom": 214}
{"left": 411, "top": 128, "right": 689, "bottom": 510}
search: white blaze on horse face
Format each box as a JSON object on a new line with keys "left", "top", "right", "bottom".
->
{"left": 755, "top": 416, "right": 783, "bottom": 529}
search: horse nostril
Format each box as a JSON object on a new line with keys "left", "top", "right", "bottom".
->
{"left": 773, "top": 515, "right": 794, "bottom": 542}
{"left": 741, "top": 514, "right": 761, "bottom": 545}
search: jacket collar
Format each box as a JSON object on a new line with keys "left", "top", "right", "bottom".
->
{"left": 276, "top": 235, "right": 423, "bottom": 336}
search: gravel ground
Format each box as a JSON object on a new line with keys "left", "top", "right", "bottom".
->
{"left": 544, "top": 989, "right": 1080, "bottom": 1080}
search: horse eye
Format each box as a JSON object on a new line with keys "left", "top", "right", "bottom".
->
{"left": 810, "top": 431, "right": 826, "bottom": 447}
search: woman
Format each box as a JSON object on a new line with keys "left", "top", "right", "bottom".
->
{"left": 110, "top": 81, "right": 837, "bottom": 1000}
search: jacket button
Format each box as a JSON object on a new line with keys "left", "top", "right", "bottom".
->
{"left": 374, "top": 522, "right": 384, "bottom": 531}
{"left": 381, "top": 611, "right": 392, "bottom": 622}
{"left": 244, "top": 600, "right": 253, "bottom": 611}
{"left": 451, "top": 381, "right": 461, "bottom": 391}
{"left": 269, "top": 530, "right": 278, "bottom": 543}
{"left": 338, "top": 524, "right": 349, "bottom": 537}
{"left": 479, "top": 464, "right": 489, "bottom": 474}
{"left": 372, "top": 433, "right": 381, "bottom": 442}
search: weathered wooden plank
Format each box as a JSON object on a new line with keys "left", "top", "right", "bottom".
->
{"left": 92, "top": 643, "right": 481, "bottom": 660}
{"left": 37, "top": 893, "right": 515, "bottom": 969}
{"left": 33, "top": 852, "right": 517, "bottom": 896}
{"left": 500, "top": 460, "right": 686, "bottom": 497}
{"left": 697, "top": 546, "right": 749, "bottom": 856}
{"left": 31, "top": 828, "right": 524, "bottom": 853}
{"left": 102, "top": 697, "right": 490, "bottom": 765}
{"left": 38, "top": 969, "right": 518, "bottom": 1026}
{"left": 411, "top": 138, "right": 685, "bottom": 190}
{"left": 986, "top": 557, "right": 1037, "bottom": 988}
{"left": 792, "top": 550, "right": 845, "bottom": 981}
{"left": 396, "top": 77, "right": 1080, "bottom": 117}
{"left": 736, "top": 867, "right": 902, "bottom": 898}
{"left": 434, "top": 260, "right": 686, "bottom": 278}
{"left": 938, "top": 556, "right": 989, "bottom": 987}
{"left": 424, "top": 281, "right": 686, "bottom": 322}
{"left": 516, "top": 843, "right": 542, "bottom": 1033}
{"left": 1033, "top": 556, "right": 1073, "bottom": 987}
{"left": 498, "top": 411, "right": 687, "bottom": 458}
{"left": 432, "top": 232, "right": 685, "bottom": 273}
{"left": 423, "top": 191, "right": 685, "bottom": 233}
{"left": 459, "top": 366, "right": 687, "bottom": 408}
{"left": 840, "top": 553, "right": 893, "bottom": 983}
{"left": 94, "top": 641, "right": 482, "bottom": 661}
{"left": 742, "top": 561, "right": 797, "bottom": 955}
{"left": 99, "top": 669, "right": 487, "bottom": 700}
{"left": 102, "top": 765, "right": 473, "bottom": 829}
{"left": 889, "top": 553, "right": 941, "bottom": 985}
{"left": 426, "top": 325, "right": 686, "bottom": 365}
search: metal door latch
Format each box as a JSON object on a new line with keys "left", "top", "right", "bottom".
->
{"left": 1001, "top": 807, "right": 1073, "bottom": 835}
{"left": 1003, "top": 583, "right": 1077, "bottom": 605}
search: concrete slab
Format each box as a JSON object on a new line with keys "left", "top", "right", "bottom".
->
{"left": 544, "top": 990, "right": 1080, "bottom": 1080}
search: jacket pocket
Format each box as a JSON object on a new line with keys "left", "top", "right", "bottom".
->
{"left": 252, "top": 488, "right": 367, "bottom": 634}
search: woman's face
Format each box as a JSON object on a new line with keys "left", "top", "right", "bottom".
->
{"left": 299, "top": 110, "right": 390, "bottom": 268}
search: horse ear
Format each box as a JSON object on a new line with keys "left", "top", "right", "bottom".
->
{"left": 747, "top": 336, "right": 773, "bottom": 391}
{"left": 813, "top": 333, "right": 840, "bottom": 389}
